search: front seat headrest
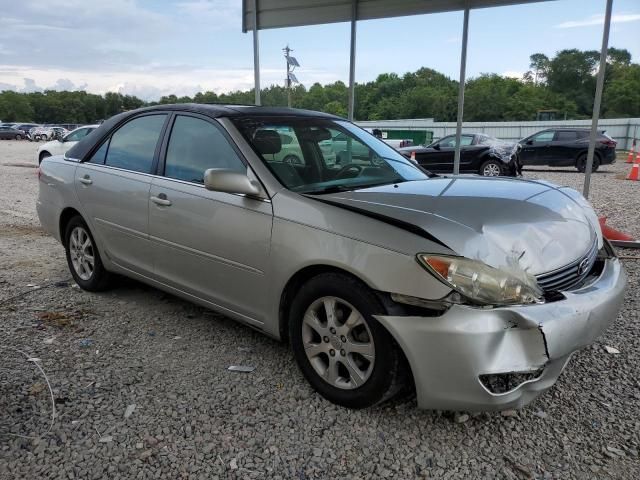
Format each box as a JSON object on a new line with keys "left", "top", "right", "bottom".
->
{"left": 253, "top": 129, "right": 282, "bottom": 155}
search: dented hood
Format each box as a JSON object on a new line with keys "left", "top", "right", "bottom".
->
{"left": 320, "top": 177, "right": 601, "bottom": 276}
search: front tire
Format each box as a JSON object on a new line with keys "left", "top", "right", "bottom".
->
{"left": 479, "top": 159, "right": 503, "bottom": 176}
{"left": 15, "top": 134, "right": 22, "bottom": 140}
{"left": 64, "top": 216, "right": 113, "bottom": 291}
{"left": 289, "top": 273, "right": 406, "bottom": 408}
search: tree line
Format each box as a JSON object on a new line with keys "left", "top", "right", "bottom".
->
{"left": 1, "top": 48, "right": 637, "bottom": 124}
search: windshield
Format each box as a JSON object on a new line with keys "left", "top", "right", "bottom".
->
{"left": 233, "top": 117, "right": 429, "bottom": 194}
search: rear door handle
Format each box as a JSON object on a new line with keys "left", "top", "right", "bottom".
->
{"left": 150, "top": 194, "right": 172, "bottom": 206}
{"left": 79, "top": 175, "right": 92, "bottom": 185}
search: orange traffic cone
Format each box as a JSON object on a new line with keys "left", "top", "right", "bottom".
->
{"left": 626, "top": 163, "right": 639, "bottom": 181}
{"left": 635, "top": 151, "right": 640, "bottom": 164}
{"left": 599, "top": 217, "right": 634, "bottom": 241}
{"left": 626, "top": 149, "right": 635, "bottom": 163}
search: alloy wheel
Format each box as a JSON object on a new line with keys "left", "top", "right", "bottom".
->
{"left": 482, "top": 163, "right": 501, "bottom": 176}
{"left": 69, "top": 226, "right": 95, "bottom": 281}
{"left": 301, "top": 296, "right": 375, "bottom": 390}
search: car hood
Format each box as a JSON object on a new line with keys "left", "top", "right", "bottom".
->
{"left": 318, "top": 177, "right": 601, "bottom": 275}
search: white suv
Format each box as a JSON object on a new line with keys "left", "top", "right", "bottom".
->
{"left": 36, "top": 125, "right": 99, "bottom": 164}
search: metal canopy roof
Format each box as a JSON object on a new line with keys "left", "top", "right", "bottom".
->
{"left": 242, "top": 0, "right": 553, "bottom": 31}
{"left": 241, "top": 0, "right": 611, "bottom": 198}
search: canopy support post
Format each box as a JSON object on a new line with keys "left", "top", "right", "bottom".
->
{"left": 583, "top": 0, "right": 612, "bottom": 198}
{"left": 453, "top": 8, "right": 469, "bottom": 175}
{"left": 252, "top": 0, "right": 261, "bottom": 106}
{"left": 348, "top": 0, "right": 357, "bottom": 121}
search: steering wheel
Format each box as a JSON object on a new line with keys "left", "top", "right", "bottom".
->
{"left": 334, "top": 163, "right": 363, "bottom": 179}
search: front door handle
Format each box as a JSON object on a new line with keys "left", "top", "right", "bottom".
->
{"left": 79, "top": 175, "right": 92, "bottom": 185}
{"left": 150, "top": 194, "right": 172, "bottom": 206}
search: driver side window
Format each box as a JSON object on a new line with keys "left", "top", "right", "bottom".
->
{"left": 65, "top": 128, "right": 93, "bottom": 142}
{"left": 531, "top": 131, "right": 554, "bottom": 143}
{"left": 439, "top": 135, "right": 473, "bottom": 148}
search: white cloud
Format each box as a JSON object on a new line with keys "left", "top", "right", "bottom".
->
{"left": 556, "top": 13, "right": 640, "bottom": 29}
{"left": 502, "top": 71, "right": 524, "bottom": 79}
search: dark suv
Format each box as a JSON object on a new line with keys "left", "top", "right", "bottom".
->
{"left": 519, "top": 128, "right": 617, "bottom": 172}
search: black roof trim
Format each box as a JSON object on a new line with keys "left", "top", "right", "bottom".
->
{"left": 66, "top": 103, "right": 342, "bottom": 161}
{"left": 115, "top": 103, "right": 341, "bottom": 119}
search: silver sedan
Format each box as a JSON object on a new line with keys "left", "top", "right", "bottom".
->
{"left": 36, "top": 104, "right": 626, "bottom": 411}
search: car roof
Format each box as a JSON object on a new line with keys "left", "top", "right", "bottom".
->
{"left": 542, "top": 128, "right": 605, "bottom": 132}
{"left": 66, "top": 104, "right": 342, "bottom": 161}
{"left": 128, "top": 103, "right": 341, "bottom": 119}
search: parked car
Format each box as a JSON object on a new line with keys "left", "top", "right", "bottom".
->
{"left": 29, "top": 126, "right": 69, "bottom": 142}
{"left": 383, "top": 139, "right": 414, "bottom": 149}
{"left": 262, "top": 127, "right": 336, "bottom": 166}
{"left": 399, "top": 133, "right": 521, "bottom": 176}
{"left": 36, "top": 125, "right": 99, "bottom": 164}
{"left": 519, "top": 128, "right": 617, "bottom": 172}
{"left": 37, "top": 104, "right": 626, "bottom": 411}
{"left": 12, "top": 123, "right": 41, "bottom": 136}
{"left": 0, "top": 126, "right": 26, "bottom": 140}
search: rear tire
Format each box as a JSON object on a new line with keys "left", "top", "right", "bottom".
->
{"left": 576, "top": 153, "right": 600, "bottom": 172}
{"left": 289, "top": 272, "right": 406, "bottom": 409}
{"left": 15, "top": 134, "right": 22, "bottom": 140}
{"left": 64, "top": 216, "right": 113, "bottom": 291}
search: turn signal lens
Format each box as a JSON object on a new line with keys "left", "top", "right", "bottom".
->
{"left": 418, "top": 254, "right": 543, "bottom": 306}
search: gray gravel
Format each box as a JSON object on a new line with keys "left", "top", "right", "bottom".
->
{"left": 1, "top": 140, "right": 639, "bottom": 479}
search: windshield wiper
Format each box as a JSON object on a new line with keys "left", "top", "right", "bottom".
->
{"left": 303, "top": 185, "right": 356, "bottom": 195}
{"left": 303, "top": 180, "right": 406, "bottom": 195}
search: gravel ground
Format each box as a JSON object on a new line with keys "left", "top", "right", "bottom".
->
{"left": 0, "top": 140, "right": 638, "bottom": 479}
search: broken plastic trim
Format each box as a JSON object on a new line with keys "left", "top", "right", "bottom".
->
{"left": 479, "top": 368, "right": 545, "bottom": 395}
{"left": 390, "top": 292, "right": 449, "bottom": 311}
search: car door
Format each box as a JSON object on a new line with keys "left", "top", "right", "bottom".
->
{"left": 521, "top": 130, "right": 555, "bottom": 165}
{"left": 425, "top": 134, "right": 473, "bottom": 172}
{"left": 75, "top": 114, "right": 168, "bottom": 275}
{"left": 148, "top": 113, "right": 273, "bottom": 324}
{"left": 548, "top": 130, "right": 579, "bottom": 166}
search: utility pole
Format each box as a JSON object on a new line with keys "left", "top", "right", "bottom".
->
{"left": 283, "top": 45, "right": 300, "bottom": 108}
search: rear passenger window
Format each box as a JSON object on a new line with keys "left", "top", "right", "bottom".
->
{"left": 555, "top": 131, "right": 578, "bottom": 141}
{"left": 164, "top": 115, "right": 246, "bottom": 184}
{"left": 105, "top": 115, "right": 166, "bottom": 173}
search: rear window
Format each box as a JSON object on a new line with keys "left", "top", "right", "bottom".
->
{"left": 555, "top": 131, "right": 578, "bottom": 141}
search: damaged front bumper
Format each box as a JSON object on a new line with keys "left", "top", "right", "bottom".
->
{"left": 376, "top": 257, "right": 626, "bottom": 411}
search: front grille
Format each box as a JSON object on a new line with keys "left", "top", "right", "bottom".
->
{"left": 536, "top": 240, "right": 598, "bottom": 292}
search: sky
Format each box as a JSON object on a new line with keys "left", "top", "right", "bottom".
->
{"left": 0, "top": 0, "right": 638, "bottom": 101}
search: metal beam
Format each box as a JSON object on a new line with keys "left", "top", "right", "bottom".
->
{"left": 348, "top": 1, "right": 357, "bottom": 120}
{"left": 583, "top": 0, "right": 612, "bottom": 198}
{"left": 253, "top": 0, "right": 261, "bottom": 105}
{"left": 453, "top": 8, "right": 469, "bottom": 175}
{"left": 242, "top": 0, "right": 553, "bottom": 32}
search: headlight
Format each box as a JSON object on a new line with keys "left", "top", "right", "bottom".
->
{"left": 417, "top": 254, "right": 543, "bottom": 306}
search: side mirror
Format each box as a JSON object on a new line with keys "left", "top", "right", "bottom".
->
{"left": 525, "top": 140, "right": 533, "bottom": 145}
{"left": 432, "top": 143, "right": 440, "bottom": 150}
{"left": 57, "top": 132, "right": 66, "bottom": 142}
{"left": 204, "top": 169, "right": 263, "bottom": 198}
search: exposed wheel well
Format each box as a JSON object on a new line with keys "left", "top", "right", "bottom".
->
{"left": 38, "top": 151, "right": 51, "bottom": 164}
{"left": 278, "top": 265, "right": 373, "bottom": 342}
{"left": 58, "top": 207, "right": 82, "bottom": 241}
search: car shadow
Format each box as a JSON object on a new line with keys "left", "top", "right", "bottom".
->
{"left": 522, "top": 168, "right": 613, "bottom": 174}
